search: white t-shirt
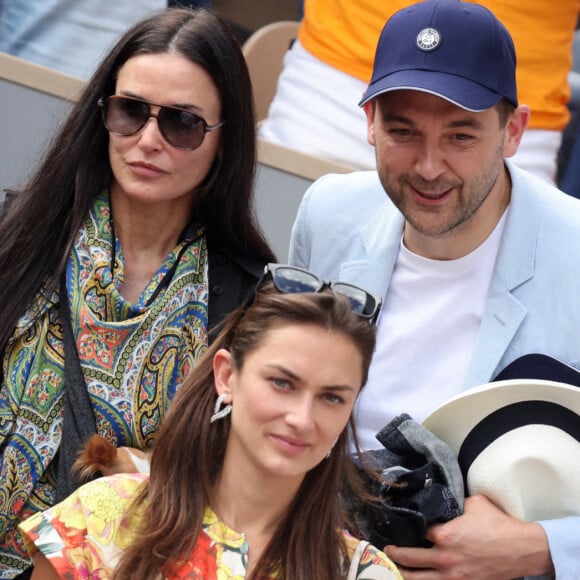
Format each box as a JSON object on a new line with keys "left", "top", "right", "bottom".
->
{"left": 356, "top": 212, "right": 508, "bottom": 450}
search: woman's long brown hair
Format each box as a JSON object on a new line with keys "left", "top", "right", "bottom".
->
{"left": 113, "top": 286, "right": 378, "bottom": 579}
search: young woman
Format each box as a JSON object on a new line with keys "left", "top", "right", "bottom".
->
{"left": 0, "top": 8, "right": 275, "bottom": 577}
{"left": 20, "top": 266, "right": 400, "bottom": 579}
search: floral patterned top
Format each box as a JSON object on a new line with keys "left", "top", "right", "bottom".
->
{"left": 19, "top": 473, "right": 401, "bottom": 579}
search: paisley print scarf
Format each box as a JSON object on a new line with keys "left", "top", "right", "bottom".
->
{"left": 0, "top": 190, "right": 208, "bottom": 577}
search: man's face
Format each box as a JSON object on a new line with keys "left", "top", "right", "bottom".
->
{"left": 365, "top": 90, "right": 522, "bottom": 259}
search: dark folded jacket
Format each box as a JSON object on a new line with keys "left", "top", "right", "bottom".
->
{"left": 352, "top": 413, "right": 464, "bottom": 549}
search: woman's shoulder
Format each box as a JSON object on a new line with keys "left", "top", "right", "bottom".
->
{"left": 26, "top": 473, "right": 147, "bottom": 533}
{"left": 81, "top": 471, "right": 149, "bottom": 494}
{"left": 19, "top": 473, "right": 148, "bottom": 568}
{"left": 342, "top": 533, "right": 403, "bottom": 580}
{"left": 9, "top": 282, "right": 59, "bottom": 337}
{"left": 19, "top": 473, "right": 149, "bottom": 574}
{"left": 30, "top": 472, "right": 148, "bottom": 528}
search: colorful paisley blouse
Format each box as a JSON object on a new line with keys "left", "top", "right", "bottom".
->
{"left": 19, "top": 473, "right": 402, "bottom": 579}
{"left": 0, "top": 191, "right": 209, "bottom": 577}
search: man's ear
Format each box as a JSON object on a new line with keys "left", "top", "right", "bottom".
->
{"left": 213, "top": 348, "right": 234, "bottom": 399}
{"left": 503, "top": 104, "right": 530, "bottom": 158}
{"left": 364, "top": 101, "right": 377, "bottom": 146}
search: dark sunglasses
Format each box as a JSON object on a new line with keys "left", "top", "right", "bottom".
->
{"left": 97, "top": 95, "right": 224, "bottom": 150}
{"left": 252, "top": 263, "right": 382, "bottom": 324}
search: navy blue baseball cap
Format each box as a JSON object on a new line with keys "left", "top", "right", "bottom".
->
{"left": 359, "top": 0, "right": 518, "bottom": 111}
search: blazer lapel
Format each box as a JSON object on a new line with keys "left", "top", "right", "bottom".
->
{"left": 338, "top": 202, "right": 404, "bottom": 298}
{"left": 463, "top": 166, "right": 541, "bottom": 387}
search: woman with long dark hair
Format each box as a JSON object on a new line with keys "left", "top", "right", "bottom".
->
{"left": 21, "top": 267, "right": 400, "bottom": 579}
{"left": 0, "top": 8, "right": 275, "bottom": 578}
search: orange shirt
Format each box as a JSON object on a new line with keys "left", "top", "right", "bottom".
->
{"left": 299, "top": 0, "right": 580, "bottom": 130}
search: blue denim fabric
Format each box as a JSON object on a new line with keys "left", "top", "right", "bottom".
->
{"left": 0, "top": 0, "right": 164, "bottom": 79}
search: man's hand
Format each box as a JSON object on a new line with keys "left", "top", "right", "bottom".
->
{"left": 385, "top": 495, "right": 554, "bottom": 579}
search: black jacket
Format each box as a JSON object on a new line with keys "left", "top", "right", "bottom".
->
{"left": 207, "top": 246, "right": 266, "bottom": 337}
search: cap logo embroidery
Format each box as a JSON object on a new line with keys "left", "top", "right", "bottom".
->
{"left": 416, "top": 28, "right": 440, "bottom": 51}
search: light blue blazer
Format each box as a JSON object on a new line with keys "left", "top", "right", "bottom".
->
{"left": 289, "top": 159, "right": 580, "bottom": 578}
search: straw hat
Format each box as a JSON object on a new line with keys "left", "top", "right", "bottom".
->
{"left": 422, "top": 378, "right": 580, "bottom": 521}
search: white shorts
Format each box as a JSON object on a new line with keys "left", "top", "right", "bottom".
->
{"left": 259, "top": 40, "right": 375, "bottom": 170}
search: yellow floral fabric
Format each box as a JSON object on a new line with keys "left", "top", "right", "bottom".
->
{"left": 19, "top": 473, "right": 401, "bottom": 579}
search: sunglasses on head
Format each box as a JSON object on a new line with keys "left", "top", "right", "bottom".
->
{"left": 97, "top": 95, "right": 225, "bottom": 150}
{"left": 252, "top": 263, "right": 382, "bottom": 324}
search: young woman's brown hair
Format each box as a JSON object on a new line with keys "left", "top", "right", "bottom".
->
{"left": 113, "top": 284, "right": 378, "bottom": 580}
